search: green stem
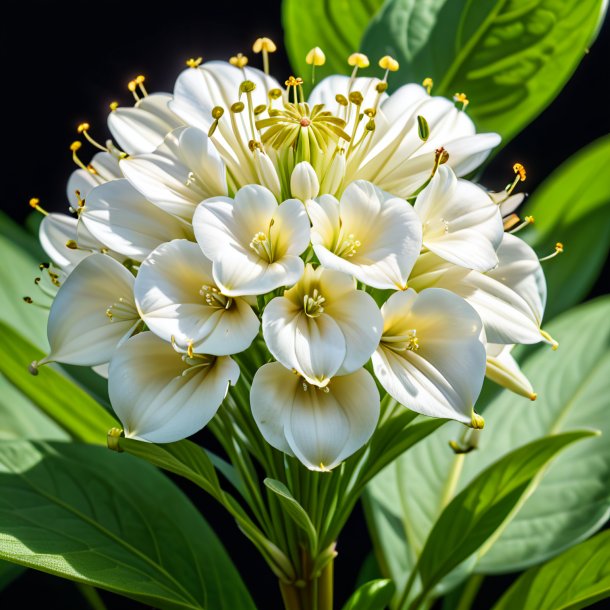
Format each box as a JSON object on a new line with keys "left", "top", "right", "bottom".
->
{"left": 75, "top": 583, "right": 107, "bottom": 610}
{"left": 454, "top": 574, "right": 485, "bottom": 610}
{"left": 318, "top": 557, "right": 334, "bottom": 610}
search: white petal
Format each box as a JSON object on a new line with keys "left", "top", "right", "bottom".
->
{"left": 415, "top": 166, "right": 503, "bottom": 271}
{"left": 67, "top": 169, "right": 101, "bottom": 208}
{"left": 90, "top": 152, "right": 122, "bottom": 181}
{"left": 262, "top": 298, "right": 346, "bottom": 386}
{"left": 135, "top": 239, "right": 259, "bottom": 355}
{"left": 444, "top": 133, "right": 502, "bottom": 177}
{"left": 39, "top": 213, "right": 90, "bottom": 270}
{"left": 81, "top": 179, "right": 190, "bottom": 261}
{"left": 44, "top": 254, "right": 138, "bottom": 366}
{"left": 373, "top": 288, "right": 486, "bottom": 423}
{"left": 251, "top": 362, "right": 380, "bottom": 470}
{"left": 109, "top": 332, "right": 239, "bottom": 443}
{"left": 254, "top": 150, "right": 281, "bottom": 201}
{"left": 270, "top": 198, "right": 311, "bottom": 258}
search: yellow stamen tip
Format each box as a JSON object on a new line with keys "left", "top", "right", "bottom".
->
{"left": 453, "top": 92, "right": 469, "bottom": 107}
{"left": 525, "top": 215, "right": 535, "bottom": 224}
{"left": 229, "top": 53, "right": 248, "bottom": 68}
{"left": 530, "top": 393, "right": 538, "bottom": 401}
{"left": 77, "top": 122, "right": 90, "bottom": 133}
{"left": 513, "top": 162, "right": 526, "bottom": 181}
{"left": 378, "top": 55, "right": 399, "bottom": 71}
{"left": 555, "top": 242, "right": 564, "bottom": 253}
{"left": 109, "top": 101, "right": 119, "bottom": 111}
{"left": 70, "top": 141, "right": 82, "bottom": 152}
{"left": 253, "top": 37, "right": 277, "bottom": 53}
{"left": 348, "top": 52, "right": 370, "bottom": 68}
{"left": 29, "top": 197, "right": 40, "bottom": 208}
{"left": 127, "top": 80, "right": 137, "bottom": 92}
{"left": 135, "top": 74, "right": 145, "bottom": 84}
{"left": 422, "top": 77, "right": 433, "bottom": 91}
{"left": 285, "top": 75, "right": 303, "bottom": 87}
{"left": 186, "top": 57, "right": 203, "bottom": 68}
{"left": 306, "top": 47, "right": 326, "bottom": 66}
{"left": 471, "top": 413, "right": 485, "bottom": 430}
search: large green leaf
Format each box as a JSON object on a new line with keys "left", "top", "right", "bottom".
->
{"left": 361, "top": 0, "right": 606, "bottom": 143}
{"left": 0, "top": 323, "right": 117, "bottom": 444}
{"left": 341, "top": 578, "right": 395, "bottom": 610}
{"left": 0, "top": 559, "right": 23, "bottom": 590}
{"left": 0, "top": 441, "right": 255, "bottom": 610}
{"left": 521, "top": 135, "right": 610, "bottom": 320}
{"left": 366, "top": 297, "right": 610, "bottom": 595}
{"left": 283, "top": 0, "right": 385, "bottom": 85}
{"left": 492, "top": 530, "right": 610, "bottom": 610}
{"left": 417, "top": 431, "right": 593, "bottom": 593}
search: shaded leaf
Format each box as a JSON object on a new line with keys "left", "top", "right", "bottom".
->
{"left": 341, "top": 578, "right": 395, "bottom": 610}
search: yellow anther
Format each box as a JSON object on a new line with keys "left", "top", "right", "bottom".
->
{"left": 513, "top": 162, "right": 527, "bottom": 181}
{"left": 70, "top": 141, "right": 82, "bottom": 152}
{"left": 127, "top": 80, "right": 137, "bottom": 92}
{"left": 109, "top": 101, "right": 119, "bottom": 112}
{"left": 555, "top": 242, "right": 564, "bottom": 253}
{"left": 187, "top": 340, "right": 194, "bottom": 358}
{"left": 252, "top": 37, "right": 277, "bottom": 53}
{"left": 135, "top": 74, "right": 145, "bottom": 84}
{"left": 348, "top": 53, "right": 370, "bottom": 68}
{"left": 539, "top": 242, "right": 564, "bottom": 262}
{"left": 186, "top": 57, "right": 203, "bottom": 68}
{"left": 530, "top": 393, "right": 538, "bottom": 401}
{"left": 306, "top": 47, "right": 326, "bottom": 66}
{"left": 378, "top": 55, "right": 399, "bottom": 72}
{"left": 29, "top": 197, "right": 48, "bottom": 216}
{"left": 541, "top": 329, "right": 559, "bottom": 350}
{"left": 453, "top": 92, "right": 469, "bottom": 108}
{"left": 471, "top": 413, "right": 485, "bottom": 429}
{"left": 285, "top": 76, "right": 300, "bottom": 87}
{"left": 65, "top": 240, "right": 78, "bottom": 250}
{"left": 230, "top": 53, "right": 248, "bottom": 68}
{"left": 422, "top": 77, "right": 433, "bottom": 94}
{"left": 77, "top": 122, "right": 90, "bottom": 133}
{"left": 524, "top": 215, "right": 534, "bottom": 224}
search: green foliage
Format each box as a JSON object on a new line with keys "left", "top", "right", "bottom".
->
{"left": 0, "top": 441, "right": 255, "bottom": 610}
{"left": 492, "top": 530, "right": 610, "bottom": 610}
{"left": 0, "top": 323, "right": 117, "bottom": 444}
{"left": 283, "top": 0, "right": 385, "bottom": 86}
{"left": 522, "top": 135, "right": 610, "bottom": 320}
{"left": 366, "top": 298, "right": 610, "bottom": 600}
{"left": 361, "top": 0, "right": 606, "bottom": 143}
{"left": 341, "top": 579, "right": 395, "bottom": 610}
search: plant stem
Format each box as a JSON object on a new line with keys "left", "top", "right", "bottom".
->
{"left": 75, "top": 583, "right": 107, "bottom": 610}
{"left": 279, "top": 580, "right": 302, "bottom": 610}
{"left": 454, "top": 574, "right": 484, "bottom": 610}
{"left": 318, "top": 557, "right": 334, "bottom": 610}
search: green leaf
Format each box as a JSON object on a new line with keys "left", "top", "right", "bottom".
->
{"left": 0, "top": 559, "right": 24, "bottom": 590}
{"left": 0, "top": 440, "right": 255, "bottom": 610}
{"left": 0, "top": 211, "right": 45, "bottom": 262}
{"left": 0, "top": 322, "right": 117, "bottom": 444}
{"left": 361, "top": 0, "right": 606, "bottom": 143}
{"left": 417, "top": 431, "right": 593, "bottom": 593}
{"left": 283, "top": 0, "right": 385, "bottom": 85}
{"left": 365, "top": 297, "right": 610, "bottom": 592}
{"left": 264, "top": 477, "right": 318, "bottom": 551}
{"left": 492, "top": 530, "right": 610, "bottom": 610}
{"left": 521, "top": 135, "right": 610, "bottom": 319}
{"left": 341, "top": 578, "right": 395, "bottom": 610}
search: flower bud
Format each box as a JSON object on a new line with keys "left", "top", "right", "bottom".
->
{"left": 290, "top": 162, "right": 319, "bottom": 201}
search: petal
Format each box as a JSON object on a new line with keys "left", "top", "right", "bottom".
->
{"left": 39, "top": 213, "right": 90, "bottom": 270}
{"left": 444, "top": 132, "right": 502, "bottom": 177}
{"left": 44, "top": 254, "right": 138, "bottom": 366}
{"left": 81, "top": 179, "right": 190, "bottom": 261}
{"left": 135, "top": 239, "right": 259, "bottom": 355}
{"left": 270, "top": 198, "right": 310, "bottom": 258}
{"left": 109, "top": 332, "right": 239, "bottom": 443}
{"left": 66, "top": 169, "right": 101, "bottom": 208}
{"left": 284, "top": 367, "right": 380, "bottom": 471}
{"left": 262, "top": 297, "right": 346, "bottom": 386}
{"left": 415, "top": 166, "right": 503, "bottom": 271}
{"left": 485, "top": 343, "right": 536, "bottom": 399}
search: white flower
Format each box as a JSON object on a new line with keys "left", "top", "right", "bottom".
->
{"left": 135, "top": 239, "right": 260, "bottom": 355}
{"left": 290, "top": 162, "right": 319, "bottom": 203}
{"left": 120, "top": 126, "right": 228, "bottom": 222}
{"left": 409, "top": 233, "right": 548, "bottom": 345}
{"left": 262, "top": 264, "right": 382, "bottom": 386}
{"left": 309, "top": 180, "right": 422, "bottom": 289}
{"left": 81, "top": 179, "right": 192, "bottom": 261}
{"left": 108, "top": 93, "right": 184, "bottom": 155}
{"left": 109, "top": 331, "right": 239, "bottom": 443}
{"left": 372, "top": 288, "right": 486, "bottom": 425}
{"left": 34, "top": 254, "right": 139, "bottom": 368}
{"left": 414, "top": 165, "right": 503, "bottom": 271}
{"left": 485, "top": 343, "right": 536, "bottom": 400}
{"left": 193, "top": 184, "right": 310, "bottom": 296}
{"left": 67, "top": 151, "right": 121, "bottom": 209}
{"left": 251, "top": 362, "right": 380, "bottom": 471}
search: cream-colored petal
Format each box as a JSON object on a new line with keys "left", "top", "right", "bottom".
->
{"left": 39, "top": 213, "right": 90, "bottom": 270}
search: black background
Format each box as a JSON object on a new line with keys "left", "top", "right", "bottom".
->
{"left": 2, "top": 1, "right": 609, "bottom": 608}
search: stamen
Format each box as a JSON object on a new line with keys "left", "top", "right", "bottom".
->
{"left": 230, "top": 53, "right": 249, "bottom": 69}
{"left": 417, "top": 115, "right": 430, "bottom": 141}
{"left": 109, "top": 101, "right": 119, "bottom": 112}
{"left": 540, "top": 329, "right": 559, "bottom": 350}
{"left": 252, "top": 37, "right": 276, "bottom": 75}
{"left": 335, "top": 233, "right": 361, "bottom": 258}
{"left": 29, "top": 197, "right": 48, "bottom": 216}
{"left": 70, "top": 141, "right": 92, "bottom": 172}
{"left": 453, "top": 92, "right": 469, "bottom": 110}
{"left": 135, "top": 74, "right": 148, "bottom": 96}
{"left": 470, "top": 413, "right": 485, "bottom": 429}
{"left": 105, "top": 296, "right": 137, "bottom": 322}
{"left": 539, "top": 242, "right": 564, "bottom": 261}
{"left": 508, "top": 215, "right": 534, "bottom": 234}
{"left": 382, "top": 329, "right": 420, "bottom": 352}
{"left": 422, "top": 77, "right": 433, "bottom": 94}
{"left": 503, "top": 213, "right": 521, "bottom": 231}
{"left": 208, "top": 106, "right": 225, "bottom": 137}
{"left": 513, "top": 162, "right": 527, "bottom": 182}
{"left": 199, "top": 284, "right": 233, "bottom": 309}
{"left": 186, "top": 57, "right": 203, "bottom": 68}
{"left": 249, "top": 231, "right": 274, "bottom": 262}
{"left": 305, "top": 46, "right": 326, "bottom": 84}
{"left": 77, "top": 123, "right": 108, "bottom": 152}
{"left": 303, "top": 288, "right": 326, "bottom": 318}
{"left": 378, "top": 55, "right": 399, "bottom": 81}
{"left": 127, "top": 80, "right": 140, "bottom": 101}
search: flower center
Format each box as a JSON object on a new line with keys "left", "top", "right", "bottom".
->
{"left": 249, "top": 231, "right": 274, "bottom": 262}
{"left": 303, "top": 289, "right": 326, "bottom": 318}
{"left": 199, "top": 284, "right": 233, "bottom": 309}
{"left": 106, "top": 296, "right": 137, "bottom": 322}
{"left": 382, "top": 329, "right": 420, "bottom": 353}
{"left": 180, "top": 352, "right": 216, "bottom": 378}
{"left": 335, "top": 233, "right": 361, "bottom": 258}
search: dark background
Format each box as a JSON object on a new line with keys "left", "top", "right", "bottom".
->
{"left": 2, "top": 1, "right": 609, "bottom": 608}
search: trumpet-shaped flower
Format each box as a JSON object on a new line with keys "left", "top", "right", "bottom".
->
{"left": 135, "top": 239, "right": 259, "bottom": 355}
{"left": 309, "top": 180, "right": 422, "bottom": 289}
{"left": 372, "top": 288, "right": 486, "bottom": 424}
{"left": 414, "top": 166, "right": 503, "bottom": 271}
{"left": 109, "top": 331, "right": 239, "bottom": 443}
{"left": 251, "top": 362, "right": 379, "bottom": 471}
{"left": 262, "top": 264, "right": 382, "bottom": 386}
{"left": 193, "top": 184, "right": 310, "bottom": 296}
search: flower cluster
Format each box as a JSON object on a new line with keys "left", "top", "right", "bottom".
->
{"left": 29, "top": 43, "right": 556, "bottom": 470}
